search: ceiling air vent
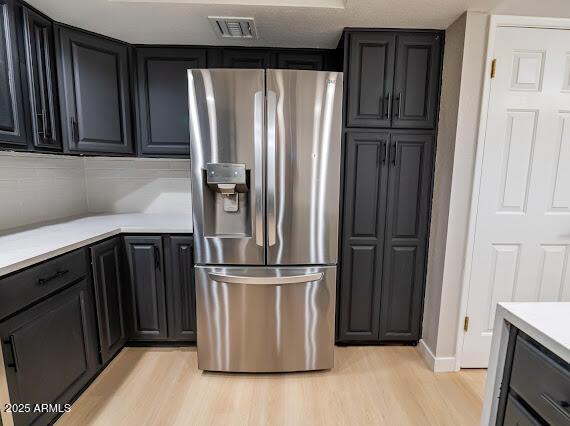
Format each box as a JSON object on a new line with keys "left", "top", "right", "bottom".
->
{"left": 209, "top": 17, "right": 257, "bottom": 39}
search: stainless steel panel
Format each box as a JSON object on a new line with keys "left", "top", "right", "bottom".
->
{"left": 266, "top": 70, "right": 343, "bottom": 265}
{"left": 196, "top": 265, "right": 336, "bottom": 372}
{"left": 188, "top": 69, "right": 265, "bottom": 265}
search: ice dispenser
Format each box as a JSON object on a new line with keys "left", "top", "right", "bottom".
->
{"left": 205, "top": 163, "right": 248, "bottom": 213}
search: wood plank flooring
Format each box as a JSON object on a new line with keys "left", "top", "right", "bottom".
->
{"left": 57, "top": 346, "right": 486, "bottom": 426}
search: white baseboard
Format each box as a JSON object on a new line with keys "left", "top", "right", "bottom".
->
{"left": 417, "top": 339, "right": 458, "bottom": 373}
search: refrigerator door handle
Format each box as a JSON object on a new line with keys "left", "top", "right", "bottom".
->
{"left": 208, "top": 272, "right": 323, "bottom": 285}
{"left": 254, "top": 91, "right": 265, "bottom": 247}
{"left": 266, "top": 90, "right": 277, "bottom": 247}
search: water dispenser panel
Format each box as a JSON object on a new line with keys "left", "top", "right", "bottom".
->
{"left": 206, "top": 163, "right": 248, "bottom": 194}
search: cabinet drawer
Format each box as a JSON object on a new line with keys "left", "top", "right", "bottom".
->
{"left": 504, "top": 394, "right": 542, "bottom": 426}
{"left": 510, "top": 335, "right": 570, "bottom": 425}
{"left": 0, "top": 249, "right": 88, "bottom": 320}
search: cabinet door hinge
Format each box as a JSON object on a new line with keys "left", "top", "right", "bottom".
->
{"left": 463, "top": 316, "right": 470, "bottom": 332}
{"left": 490, "top": 59, "right": 497, "bottom": 79}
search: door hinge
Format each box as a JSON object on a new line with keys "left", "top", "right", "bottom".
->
{"left": 463, "top": 316, "right": 470, "bottom": 332}
{"left": 490, "top": 59, "right": 497, "bottom": 79}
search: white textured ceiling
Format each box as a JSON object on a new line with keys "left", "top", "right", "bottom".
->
{"left": 27, "top": 0, "right": 505, "bottom": 48}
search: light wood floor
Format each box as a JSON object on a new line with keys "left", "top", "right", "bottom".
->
{"left": 57, "top": 346, "right": 486, "bottom": 426}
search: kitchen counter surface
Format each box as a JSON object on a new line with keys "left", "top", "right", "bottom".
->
{"left": 0, "top": 213, "right": 193, "bottom": 278}
{"left": 481, "top": 302, "right": 570, "bottom": 424}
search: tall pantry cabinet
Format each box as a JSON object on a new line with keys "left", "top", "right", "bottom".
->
{"left": 337, "top": 29, "right": 443, "bottom": 344}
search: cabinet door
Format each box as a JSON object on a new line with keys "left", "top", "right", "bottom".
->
{"left": 0, "top": 279, "right": 99, "bottom": 426}
{"left": 392, "top": 33, "right": 442, "bottom": 129}
{"left": 337, "top": 132, "right": 389, "bottom": 342}
{"left": 90, "top": 237, "right": 127, "bottom": 364}
{"left": 0, "top": 0, "right": 27, "bottom": 148}
{"left": 346, "top": 32, "right": 395, "bottom": 128}
{"left": 165, "top": 236, "right": 196, "bottom": 341}
{"left": 276, "top": 51, "right": 324, "bottom": 70}
{"left": 136, "top": 47, "right": 206, "bottom": 156}
{"left": 57, "top": 27, "right": 133, "bottom": 154}
{"left": 124, "top": 236, "right": 167, "bottom": 340}
{"left": 22, "top": 7, "right": 61, "bottom": 150}
{"left": 379, "top": 132, "right": 434, "bottom": 341}
{"left": 222, "top": 48, "right": 272, "bottom": 69}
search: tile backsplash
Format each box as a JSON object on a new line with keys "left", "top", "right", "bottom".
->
{"left": 0, "top": 152, "right": 87, "bottom": 232}
{"left": 0, "top": 153, "right": 192, "bottom": 232}
{"left": 83, "top": 157, "right": 191, "bottom": 214}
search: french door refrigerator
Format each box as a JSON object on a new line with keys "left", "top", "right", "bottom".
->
{"left": 188, "top": 69, "right": 343, "bottom": 372}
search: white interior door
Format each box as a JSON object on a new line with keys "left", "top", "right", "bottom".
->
{"left": 462, "top": 26, "right": 570, "bottom": 368}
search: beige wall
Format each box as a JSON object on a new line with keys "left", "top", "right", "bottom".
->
{"left": 422, "top": 13, "right": 466, "bottom": 355}
{"left": 493, "top": 0, "right": 570, "bottom": 19}
{"left": 421, "top": 11, "right": 489, "bottom": 368}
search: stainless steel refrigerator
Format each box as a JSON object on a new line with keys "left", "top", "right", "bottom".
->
{"left": 187, "top": 68, "right": 343, "bottom": 372}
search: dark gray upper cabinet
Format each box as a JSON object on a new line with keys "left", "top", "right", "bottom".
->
{"left": 345, "top": 30, "right": 442, "bottom": 130}
{"left": 337, "top": 132, "right": 389, "bottom": 342}
{"left": 56, "top": 27, "right": 134, "bottom": 154}
{"left": 22, "top": 6, "right": 61, "bottom": 151}
{"left": 136, "top": 47, "right": 206, "bottom": 156}
{"left": 276, "top": 51, "right": 324, "bottom": 70}
{"left": 0, "top": 0, "right": 28, "bottom": 149}
{"left": 124, "top": 236, "right": 168, "bottom": 340}
{"left": 0, "top": 279, "right": 99, "bottom": 426}
{"left": 90, "top": 237, "right": 127, "bottom": 364}
{"left": 392, "top": 33, "right": 442, "bottom": 129}
{"left": 379, "top": 132, "right": 434, "bottom": 341}
{"left": 346, "top": 32, "right": 395, "bottom": 128}
{"left": 165, "top": 236, "right": 196, "bottom": 341}
{"left": 222, "top": 48, "right": 272, "bottom": 69}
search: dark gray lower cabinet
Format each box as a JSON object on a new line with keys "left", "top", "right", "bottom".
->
{"left": 0, "top": 279, "right": 99, "bottom": 426}
{"left": 337, "top": 132, "right": 389, "bottom": 342}
{"left": 90, "top": 237, "right": 128, "bottom": 364}
{"left": 337, "top": 131, "right": 434, "bottom": 344}
{"left": 124, "top": 235, "right": 196, "bottom": 342}
{"left": 497, "top": 328, "right": 570, "bottom": 425}
{"left": 124, "top": 236, "right": 168, "bottom": 340}
{"left": 165, "top": 236, "right": 196, "bottom": 341}
{"left": 379, "top": 132, "right": 434, "bottom": 341}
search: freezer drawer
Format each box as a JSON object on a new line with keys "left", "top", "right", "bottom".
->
{"left": 195, "top": 266, "right": 336, "bottom": 372}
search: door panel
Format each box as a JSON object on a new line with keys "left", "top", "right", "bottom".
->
{"left": 463, "top": 27, "right": 570, "bottom": 367}
{"left": 22, "top": 7, "right": 61, "bottom": 150}
{"left": 337, "top": 132, "right": 389, "bottom": 342}
{"left": 0, "top": 280, "right": 99, "bottom": 426}
{"left": 90, "top": 237, "right": 127, "bottom": 364}
{"left": 379, "top": 132, "right": 434, "bottom": 341}
{"left": 346, "top": 32, "right": 395, "bottom": 128}
{"left": 392, "top": 33, "right": 442, "bottom": 129}
{"left": 136, "top": 47, "right": 206, "bottom": 156}
{"left": 188, "top": 69, "right": 265, "bottom": 265}
{"left": 0, "top": 0, "right": 27, "bottom": 148}
{"left": 266, "top": 69, "right": 343, "bottom": 265}
{"left": 195, "top": 266, "right": 336, "bottom": 372}
{"left": 124, "top": 236, "right": 167, "bottom": 340}
{"left": 165, "top": 236, "right": 196, "bottom": 341}
{"left": 57, "top": 27, "right": 133, "bottom": 154}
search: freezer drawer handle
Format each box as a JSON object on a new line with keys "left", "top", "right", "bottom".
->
{"left": 208, "top": 272, "right": 323, "bottom": 285}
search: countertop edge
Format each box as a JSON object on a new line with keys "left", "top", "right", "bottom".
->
{"left": 0, "top": 216, "right": 193, "bottom": 278}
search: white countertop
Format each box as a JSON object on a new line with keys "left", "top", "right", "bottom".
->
{"left": 0, "top": 214, "right": 193, "bottom": 278}
{"left": 481, "top": 302, "right": 570, "bottom": 424}
{"left": 497, "top": 302, "right": 570, "bottom": 363}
